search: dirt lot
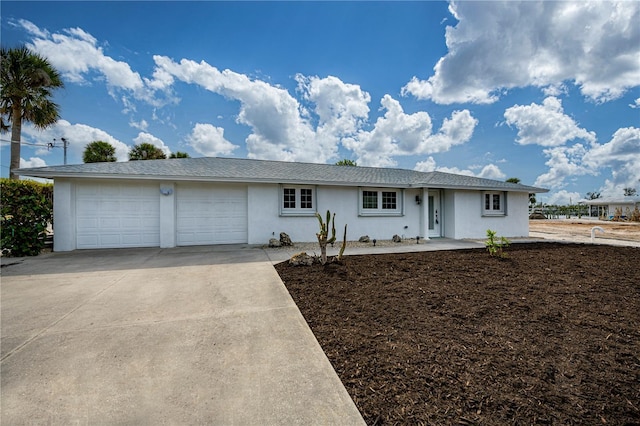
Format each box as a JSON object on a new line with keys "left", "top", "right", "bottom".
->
{"left": 529, "top": 219, "right": 640, "bottom": 244}
{"left": 276, "top": 242, "right": 640, "bottom": 425}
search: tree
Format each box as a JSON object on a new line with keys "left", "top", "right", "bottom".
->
{"left": 169, "top": 151, "right": 190, "bottom": 158}
{"left": 1, "top": 46, "right": 64, "bottom": 179}
{"left": 623, "top": 187, "right": 637, "bottom": 196}
{"left": 128, "top": 143, "right": 166, "bottom": 160}
{"left": 586, "top": 191, "right": 601, "bottom": 200}
{"left": 335, "top": 159, "right": 357, "bottom": 166}
{"left": 83, "top": 140, "right": 117, "bottom": 163}
{"left": 505, "top": 177, "right": 521, "bottom": 184}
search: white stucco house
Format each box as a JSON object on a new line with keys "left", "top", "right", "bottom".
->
{"left": 579, "top": 197, "right": 640, "bottom": 219}
{"left": 17, "top": 157, "right": 547, "bottom": 251}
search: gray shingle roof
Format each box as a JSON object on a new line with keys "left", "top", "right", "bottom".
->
{"left": 16, "top": 156, "right": 548, "bottom": 193}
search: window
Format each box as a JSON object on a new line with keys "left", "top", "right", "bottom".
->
{"left": 382, "top": 191, "right": 397, "bottom": 209}
{"left": 362, "top": 191, "right": 378, "bottom": 209}
{"left": 359, "top": 188, "right": 402, "bottom": 216}
{"left": 283, "top": 188, "right": 296, "bottom": 209}
{"left": 281, "top": 186, "right": 315, "bottom": 215}
{"left": 300, "top": 188, "right": 313, "bottom": 209}
{"left": 483, "top": 192, "right": 506, "bottom": 216}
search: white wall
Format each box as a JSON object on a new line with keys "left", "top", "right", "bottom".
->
{"left": 247, "top": 184, "right": 425, "bottom": 244}
{"left": 448, "top": 190, "right": 529, "bottom": 239}
{"left": 52, "top": 179, "right": 76, "bottom": 251}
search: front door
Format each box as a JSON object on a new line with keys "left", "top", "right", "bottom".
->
{"left": 428, "top": 192, "right": 441, "bottom": 238}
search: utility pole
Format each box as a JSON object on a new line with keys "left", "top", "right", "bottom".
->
{"left": 52, "top": 137, "right": 69, "bottom": 164}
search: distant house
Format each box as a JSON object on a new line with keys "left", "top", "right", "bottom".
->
{"left": 17, "top": 157, "right": 547, "bottom": 251}
{"left": 579, "top": 197, "right": 640, "bottom": 219}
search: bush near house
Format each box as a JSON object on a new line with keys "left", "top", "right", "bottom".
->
{"left": 1, "top": 178, "right": 53, "bottom": 256}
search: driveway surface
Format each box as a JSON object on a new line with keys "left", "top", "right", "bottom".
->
{"left": 1, "top": 245, "right": 364, "bottom": 425}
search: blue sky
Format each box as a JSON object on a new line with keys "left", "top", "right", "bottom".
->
{"left": 1, "top": 1, "right": 639, "bottom": 204}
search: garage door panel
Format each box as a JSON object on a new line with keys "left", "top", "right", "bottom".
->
{"left": 76, "top": 182, "right": 160, "bottom": 249}
{"left": 177, "top": 185, "right": 247, "bottom": 246}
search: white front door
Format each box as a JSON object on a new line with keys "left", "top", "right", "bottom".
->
{"left": 428, "top": 191, "right": 441, "bottom": 238}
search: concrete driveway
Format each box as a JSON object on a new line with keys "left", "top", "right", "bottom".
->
{"left": 1, "top": 245, "right": 364, "bottom": 425}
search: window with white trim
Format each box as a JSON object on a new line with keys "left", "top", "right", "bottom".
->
{"left": 359, "top": 188, "right": 402, "bottom": 216}
{"left": 281, "top": 186, "right": 316, "bottom": 215}
{"left": 483, "top": 191, "right": 506, "bottom": 216}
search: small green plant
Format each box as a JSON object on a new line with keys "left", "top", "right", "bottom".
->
{"left": 315, "top": 210, "right": 347, "bottom": 265}
{"left": 485, "top": 229, "right": 510, "bottom": 258}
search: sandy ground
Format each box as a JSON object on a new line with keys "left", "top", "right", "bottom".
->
{"left": 529, "top": 218, "right": 640, "bottom": 247}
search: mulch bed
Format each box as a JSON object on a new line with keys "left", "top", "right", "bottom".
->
{"left": 275, "top": 242, "right": 640, "bottom": 425}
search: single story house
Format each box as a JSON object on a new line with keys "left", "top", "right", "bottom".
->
{"left": 17, "top": 157, "right": 547, "bottom": 251}
{"left": 579, "top": 197, "right": 640, "bottom": 219}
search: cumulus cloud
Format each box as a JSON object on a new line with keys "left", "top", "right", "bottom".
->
{"left": 402, "top": 1, "right": 640, "bottom": 104}
{"left": 546, "top": 190, "right": 582, "bottom": 205}
{"left": 414, "top": 156, "right": 505, "bottom": 180}
{"left": 343, "top": 96, "right": 477, "bottom": 166}
{"left": 133, "top": 132, "right": 171, "bottom": 156}
{"left": 534, "top": 144, "right": 595, "bottom": 189}
{"left": 583, "top": 127, "right": 640, "bottom": 196}
{"left": 21, "top": 120, "right": 130, "bottom": 162}
{"left": 630, "top": 98, "right": 640, "bottom": 109}
{"left": 129, "top": 119, "right": 149, "bottom": 131}
{"left": 151, "top": 56, "right": 332, "bottom": 162}
{"left": 186, "top": 123, "right": 238, "bottom": 157}
{"left": 504, "top": 97, "right": 596, "bottom": 147}
{"left": 18, "top": 19, "right": 173, "bottom": 107}
{"left": 20, "top": 157, "right": 47, "bottom": 168}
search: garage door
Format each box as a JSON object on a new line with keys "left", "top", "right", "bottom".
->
{"left": 76, "top": 182, "right": 160, "bottom": 249}
{"left": 177, "top": 184, "right": 247, "bottom": 245}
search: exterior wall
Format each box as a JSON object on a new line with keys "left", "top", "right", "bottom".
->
{"left": 247, "top": 184, "right": 424, "bottom": 244}
{"left": 159, "top": 182, "right": 176, "bottom": 248}
{"left": 53, "top": 178, "right": 531, "bottom": 250}
{"left": 52, "top": 179, "right": 76, "bottom": 252}
{"left": 447, "top": 190, "right": 529, "bottom": 239}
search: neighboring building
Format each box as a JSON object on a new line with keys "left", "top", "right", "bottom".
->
{"left": 17, "top": 157, "right": 547, "bottom": 251}
{"left": 579, "top": 197, "right": 640, "bottom": 219}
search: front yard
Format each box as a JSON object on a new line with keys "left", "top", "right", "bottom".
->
{"left": 276, "top": 242, "right": 640, "bottom": 425}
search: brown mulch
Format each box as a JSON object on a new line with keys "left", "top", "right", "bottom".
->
{"left": 275, "top": 242, "right": 640, "bottom": 425}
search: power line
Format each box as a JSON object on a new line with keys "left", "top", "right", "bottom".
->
{"left": 0, "top": 138, "right": 53, "bottom": 148}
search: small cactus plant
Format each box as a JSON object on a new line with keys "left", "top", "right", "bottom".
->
{"left": 316, "top": 210, "right": 347, "bottom": 265}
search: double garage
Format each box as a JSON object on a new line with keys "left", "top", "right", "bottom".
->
{"left": 74, "top": 181, "right": 248, "bottom": 249}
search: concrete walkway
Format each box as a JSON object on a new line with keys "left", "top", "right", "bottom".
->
{"left": 1, "top": 245, "right": 364, "bottom": 425}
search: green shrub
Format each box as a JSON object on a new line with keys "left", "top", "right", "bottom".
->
{"left": 1, "top": 178, "right": 53, "bottom": 256}
{"left": 485, "top": 229, "right": 510, "bottom": 258}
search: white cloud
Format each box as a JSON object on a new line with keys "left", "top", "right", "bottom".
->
{"left": 20, "top": 157, "right": 47, "bottom": 168}
{"left": 402, "top": 1, "right": 640, "bottom": 104}
{"left": 21, "top": 120, "right": 130, "bottom": 162}
{"left": 583, "top": 127, "right": 640, "bottom": 196}
{"left": 630, "top": 98, "right": 640, "bottom": 109}
{"left": 343, "top": 96, "right": 477, "bottom": 167}
{"left": 186, "top": 123, "right": 238, "bottom": 157}
{"left": 546, "top": 190, "right": 582, "bottom": 205}
{"left": 414, "top": 156, "right": 505, "bottom": 180}
{"left": 133, "top": 132, "right": 171, "bottom": 156}
{"left": 19, "top": 20, "right": 173, "bottom": 108}
{"left": 534, "top": 144, "right": 595, "bottom": 189}
{"left": 152, "top": 56, "right": 330, "bottom": 163}
{"left": 504, "top": 97, "right": 596, "bottom": 147}
{"left": 129, "top": 119, "right": 149, "bottom": 131}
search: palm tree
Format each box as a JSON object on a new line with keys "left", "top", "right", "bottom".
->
{"left": 129, "top": 143, "right": 166, "bottom": 160}
{"left": 169, "top": 151, "right": 190, "bottom": 158}
{"left": 1, "top": 46, "right": 64, "bottom": 179}
{"left": 83, "top": 140, "right": 117, "bottom": 163}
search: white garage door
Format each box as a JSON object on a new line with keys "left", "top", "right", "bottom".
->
{"left": 76, "top": 182, "right": 160, "bottom": 249}
{"left": 177, "top": 184, "right": 248, "bottom": 246}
